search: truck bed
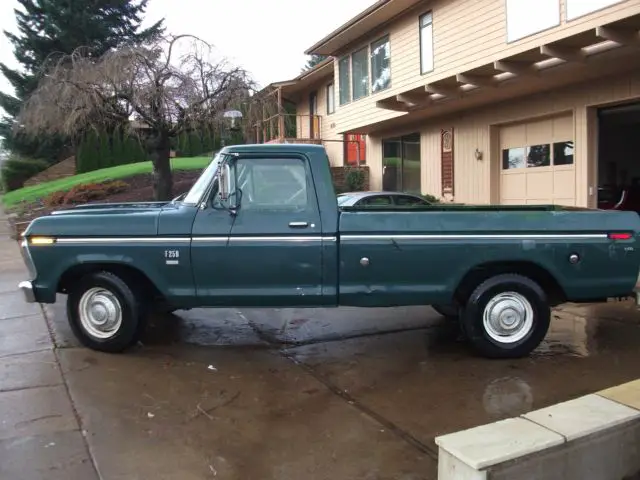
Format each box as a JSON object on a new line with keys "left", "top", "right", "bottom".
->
{"left": 336, "top": 207, "right": 640, "bottom": 307}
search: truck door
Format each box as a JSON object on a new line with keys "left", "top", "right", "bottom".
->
{"left": 223, "top": 154, "right": 324, "bottom": 306}
{"left": 190, "top": 174, "right": 234, "bottom": 304}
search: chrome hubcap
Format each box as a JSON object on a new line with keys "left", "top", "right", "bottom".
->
{"left": 78, "top": 287, "right": 122, "bottom": 339}
{"left": 482, "top": 292, "right": 533, "bottom": 344}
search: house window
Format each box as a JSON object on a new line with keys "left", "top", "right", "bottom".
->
{"left": 502, "top": 142, "right": 572, "bottom": 169}
{"left": 506, "top": 0, "right": 560, "bottom": 42}
{"left": 419, "top": 12, "right": 434, "bottom": 74}
{"left": 339, "top": 56, "right": 350, "bottom": 105}
{"left": 566, "top": 0, "right": 623, "bottom": 20}
{"left": 326, "top": 83, "right": 335, "bottom": 114}
{"left": 351, "top": 46, "right": 369, "bottom": 100}
{"left": 371, "top": 35, "right": 390, "bottom": 92}
{"left": 553, "top": 141, "right": 574, "bottom": 165}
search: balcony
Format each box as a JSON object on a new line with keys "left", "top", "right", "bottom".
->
{"left": 254, "top": 113, "right": 323, "bottom": 144}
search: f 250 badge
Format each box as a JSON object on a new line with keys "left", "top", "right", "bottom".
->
{"left": 164, "top": 250, "right": 180, "bottom": 265}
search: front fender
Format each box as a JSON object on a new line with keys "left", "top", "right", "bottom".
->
{"left": 28, "top": 241, "right": 195, "bottom": 304}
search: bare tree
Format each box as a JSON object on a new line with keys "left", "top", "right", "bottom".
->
{"left": 16, "top": 35, "right": 254, "bottom": 200}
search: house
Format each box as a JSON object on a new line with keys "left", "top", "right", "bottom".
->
{"left": 257, "top": 0, "right": 640, "bottom": 207}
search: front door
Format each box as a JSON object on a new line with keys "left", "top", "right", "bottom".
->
{"left": 223, "top": 154, "right": 324, "bottom": 306}
{"left": 309, "top": 91, "right": 318, "bottom": 139}
{"left": 190, "top": 174, "right": 235, "bottom": 305}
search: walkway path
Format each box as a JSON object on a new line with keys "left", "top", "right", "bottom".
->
{"left": 0, "top": 211, "right": 99, "bottom": 479}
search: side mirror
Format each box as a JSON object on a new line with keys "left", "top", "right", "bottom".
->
{"left": 218, "top": 162, "right": 231, "bottom": 201}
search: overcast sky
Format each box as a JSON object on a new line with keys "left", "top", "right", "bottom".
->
{"left": 0, "top": 0, "right": 376, "bottom": 111}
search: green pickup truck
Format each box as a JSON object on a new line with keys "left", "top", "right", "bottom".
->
{"left": 18, "top": 144, "right": 640, "bottom": 358}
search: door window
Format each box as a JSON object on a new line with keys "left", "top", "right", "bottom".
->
{"left": 233, "top": 158, "right": 309, "bottom": 211}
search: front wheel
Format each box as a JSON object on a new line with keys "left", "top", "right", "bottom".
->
{"left": 461, "top": 274, "right": 550, "bottom": 359}
{"left": 67, "top": 271, "right": 146, "bottom": 353}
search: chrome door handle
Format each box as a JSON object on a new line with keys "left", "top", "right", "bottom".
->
{"left": 288, "top": 221, "right": 309, "bottom": 228}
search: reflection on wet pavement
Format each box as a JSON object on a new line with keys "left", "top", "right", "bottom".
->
{"left": 44, "top": 297, "right": 640, "bottom": 479}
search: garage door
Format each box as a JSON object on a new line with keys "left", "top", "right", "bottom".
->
{"left": 500, "top": 114, "right": 576, "bottom": 205}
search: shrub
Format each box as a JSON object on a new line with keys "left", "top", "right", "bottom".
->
{"left": 422, "top": 193, "right": 441, "bottom": 203}
{"left": 43, "top": 180, "right": 129, "bottom": 207}
{"left": 0, "top": 155, "right": 50, "bottom": 192}
{"left": 345, "top": 167, "right": 366, "bottom": 192}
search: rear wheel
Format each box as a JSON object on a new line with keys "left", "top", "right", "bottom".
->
{"left": 67, "top": 271, "right": 146, "bottom": 353}
{"left": 461, "top": 274, "right": 550, "bottom": 359}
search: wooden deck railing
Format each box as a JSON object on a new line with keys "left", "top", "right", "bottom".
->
{"left": 255, "top": 114, "right": 322, "bottom": 144}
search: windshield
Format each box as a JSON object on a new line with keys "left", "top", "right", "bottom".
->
{"left": 337, "top": 194, "right": 353, "bottom": 206}
{"left": 182, "top": 152, "right": 223, "bottom": 205}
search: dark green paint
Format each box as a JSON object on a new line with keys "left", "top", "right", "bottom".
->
{"left": 22, "top": 144, "right": 640, "bottom": 309}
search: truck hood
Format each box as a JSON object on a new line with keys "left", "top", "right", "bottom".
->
{"left": 23, "top": 201, "right": 171, "bottom": 238}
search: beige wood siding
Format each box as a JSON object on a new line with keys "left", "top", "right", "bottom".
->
{"left": 331, "top": 0, "right": 640, "bottom": 134}
{"left": 368, "top": 70, "right": 640, "bottom": 206}
{"left": 294, "top": 79, "right": 343, "bottom": 166}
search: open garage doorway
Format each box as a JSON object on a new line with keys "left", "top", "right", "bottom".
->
{"left": 597, "top": 101, "right": 640, "bottom": 213}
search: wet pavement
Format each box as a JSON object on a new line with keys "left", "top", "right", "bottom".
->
{"left": 0, "top": 219, "right": 98, "bottom": 480}
{"left": 3, "top": 213, "right": 640, "bottom": 479}
{"left": 39, "top": 297, "right": 640, "bottom": 479}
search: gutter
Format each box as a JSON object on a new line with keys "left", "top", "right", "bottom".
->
{"left": 304, "top": 0, "right": 392, "bottom": 55}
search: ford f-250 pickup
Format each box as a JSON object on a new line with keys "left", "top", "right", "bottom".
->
{"left": 17, "top": 143, "right": 640, "bottom": 358}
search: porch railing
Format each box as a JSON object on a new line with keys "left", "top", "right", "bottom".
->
{"left": 255, "top": 114, "right": 322, "bottom": 144}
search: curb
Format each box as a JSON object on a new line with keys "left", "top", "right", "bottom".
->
{"left": 435, "top": 379, "right": 640, "bottom": 479}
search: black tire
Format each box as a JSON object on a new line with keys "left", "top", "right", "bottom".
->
{"left": 461, "top": 274, "right": 550, "bottom": 359}
{"left": 67, "top": 271, "right": 146, "bottom": 353}
{"left": 431, "top": 304, "right": 459, "bottom": 319}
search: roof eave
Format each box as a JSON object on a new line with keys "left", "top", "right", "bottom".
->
{"left": 304, "top": 0, "right": 391, "bottom": 55}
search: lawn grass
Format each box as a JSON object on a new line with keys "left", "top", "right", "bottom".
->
{"left": 1, "top": 156, "right": 212, "bottom": 208}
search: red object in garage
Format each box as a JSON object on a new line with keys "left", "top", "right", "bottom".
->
{"left": 598, "top": 185, "right": 640, "bottom": 214}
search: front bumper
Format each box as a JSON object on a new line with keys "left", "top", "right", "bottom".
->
{"left": 19, "top": 281, "right": 36, "bottom": 303}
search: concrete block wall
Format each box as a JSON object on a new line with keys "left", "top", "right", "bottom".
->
{"left": 436, "top": 380, "right": 640, "bottom": 479}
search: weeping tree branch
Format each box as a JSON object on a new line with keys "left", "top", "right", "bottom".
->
{"left": 16, "top": 34, "right": 255, "bottom": 200}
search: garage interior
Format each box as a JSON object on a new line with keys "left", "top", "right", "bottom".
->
{"left": 597, "top": 101, "right": 640, "bottom": 212}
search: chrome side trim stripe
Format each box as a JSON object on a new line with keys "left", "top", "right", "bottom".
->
{"left": 56, "top": 236, "right": 338, "bottom": 244}
{"left": 52, "top": 233, "right": 610, "bottom": 244}
{"left": 56, "top": 237, "right": 191, "bottom": 244}
{"left": 340, "top": 234, "right": 609, "bottom": 241}
{"left": 191, "top": 237, "right": 227, "bottom": 242}
{"left": 193, "top": 236, "right": 335, "bottom": 242}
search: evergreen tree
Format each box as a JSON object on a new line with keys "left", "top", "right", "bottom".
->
{"left": 75, "top": 137, "right": 89, "bottom": 174}
{"left": 189, "top": 131, "right": 203, "bottom": 156}
{"left": 98, "top": 130, "right": 112, "bottom": 168}
{"left": 111, "top": 128, "right": 124, "bottom": 165}
{"left": 201, "top": 127, "right": 212, "bottom": 153}
{"left": 177, "top": 131, "right": 190, "bottom": 157}
{"left": 76, "top": 130, "right": 100, "bottom": 173}
{"left": 301, "top": 54, "right": 328, "bottom": 72}
{"left": 0, "top": 0, "right": 164, "bottom": 162}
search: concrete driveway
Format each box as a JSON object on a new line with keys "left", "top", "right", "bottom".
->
{"left": 3, "top": 214, "right": 640, "bottom": 479}
{"left": 33, "top": 298, "right": 640, "bottom": 479}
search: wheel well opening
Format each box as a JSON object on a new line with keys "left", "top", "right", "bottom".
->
{"left": 57, "top": 263, "right": 162, "bottom": 300}
{"left": 454, "top": 261, "right": 566, "bottom": 307}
